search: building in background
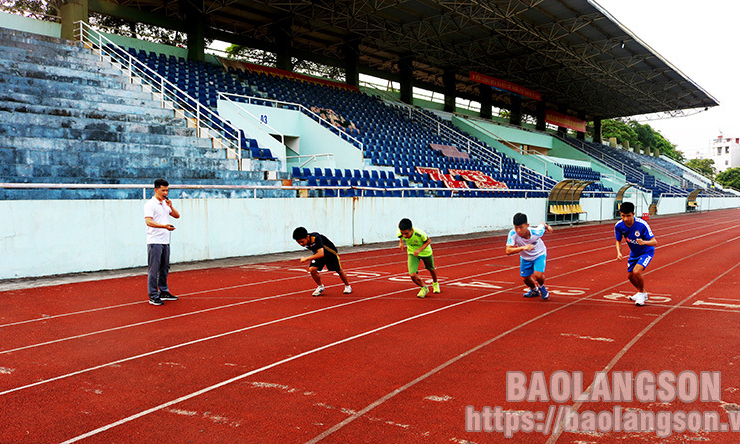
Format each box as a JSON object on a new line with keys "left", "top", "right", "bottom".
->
{"left": 711, "top": 135, "right": 740, "bottom": 172}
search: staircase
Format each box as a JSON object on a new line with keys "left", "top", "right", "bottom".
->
{"left": 0, "top": 27, "right": 291, "bottom": 199}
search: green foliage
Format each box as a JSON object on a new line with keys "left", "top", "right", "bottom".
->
{"left": 0, "top": 0, "right": 57, "bottom": 18}
{"left": 600, "top": 118, "right": 684, "bottom": 161}
{"left": 685, "top": 158, "right": 716, "bottom": 178}
{"left": 602, "top": 119, "right": 638, "bottom": 147}
{"left": 716, "top": 167, "right": 740, "bottom": 190}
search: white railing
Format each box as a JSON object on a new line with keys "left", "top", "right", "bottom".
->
{"left": 217, "top": 92, "right": 286, "bottom": 145}
{"left": 285, "top": 154, "right": 335, "bottom": 168}
{"left": 561, "top": 136, "right": 648, "bottom": 184}
{"left": 73, "top": 21, "right": 244, "bottom": 167}
{"left": 0, "top": 182, "right": 559, "bottom": 199}
{"left": 402, "top": 106, "right": 504, "bottom": 172}
{"left": 219, "top": 93, "right": 364, "bottom": 151}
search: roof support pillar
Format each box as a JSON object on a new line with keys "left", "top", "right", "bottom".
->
{"left": 510, "top": 95, "right": 522, "bottom": 127}
{"left": 60, "top": 0, "right": 89, "bottom": 41}
{"left": 479, "top": 86, "right": 492, "bottom": 119}
{"left": 180, "top": 0, "right": 205, "bottom": 62}
{"left": 535, "top": 100, "right": 546, "bottom": 131}
{"left": 593, "top": 119, "right": 603, "bottom": 143}
{"left": 443, "top": 68, "right": 456, "bottom": 113}
{"left": 398, "top": 55, "right": 413, "bottom": 105}
{"left": 576, "top": 111, "right": 586, "bottom": 140}
{"left": 343, "top": 39, "right": 360, "bottom": 88}
{"left": 272, "top": 16, "right": 293, "bottom": 71}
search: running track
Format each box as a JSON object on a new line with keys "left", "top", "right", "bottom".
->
{"left": 2, "top": 209, "right": 740, "bottom": 443}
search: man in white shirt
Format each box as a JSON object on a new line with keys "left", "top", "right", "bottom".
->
{"left": 144, "top": 179, "right": 180, "bottom": 305}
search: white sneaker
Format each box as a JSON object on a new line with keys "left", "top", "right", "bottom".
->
{"left": 628, "top": 293, "right": 640, "bottom": 301}
{"left": 634, "top": 292, "right": 647, "bottom": 306}
{"left": 343, "top": 285, "right": 352, "bottom": 294}
{"left": 312, "top": 285, "right": 325, "bottom": 297}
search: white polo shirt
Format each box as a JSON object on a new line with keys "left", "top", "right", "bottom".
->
{"left": 144, "top": 197, "right": 173, "bottom": 244}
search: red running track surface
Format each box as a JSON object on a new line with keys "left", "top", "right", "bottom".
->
{"left": 2, "top": 209, "right": 740, "bottom": 443}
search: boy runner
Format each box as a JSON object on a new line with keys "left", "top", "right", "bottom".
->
{"left": 615, "top": 202, "right": 657, "bottom": 306}
{"left": 292, "top": 227, "right": 352, "bottom": 297}
{"left": 506, "top": 213, "right": 553, "bottom": 300}
{"left": 397, "top": 218, "right": 440, "bottom": 298}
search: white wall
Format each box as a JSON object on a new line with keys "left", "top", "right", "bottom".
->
{"left": 0, "top": 197, "right": 543, "bottom": 279}
{"left": 2, "top": 196, "right": 739, "bottom": 279}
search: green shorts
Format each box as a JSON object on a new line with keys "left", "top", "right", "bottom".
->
{"left": 408, "top": 254, "right": 435, "bottom": 274}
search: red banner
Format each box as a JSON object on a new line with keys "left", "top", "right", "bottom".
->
{"left": 469, "top": 71, "right": 541, "bottom": 101}
{"left": 545, "top": 110, "right": 587, "bottom": 133}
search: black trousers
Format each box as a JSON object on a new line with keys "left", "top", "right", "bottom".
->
{"left": 147, "top": 244, "right": 170, "bottom": 298}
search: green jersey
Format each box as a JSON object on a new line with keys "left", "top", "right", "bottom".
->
{"left": 397, "top": 227, "right": 433, "bottom": 257}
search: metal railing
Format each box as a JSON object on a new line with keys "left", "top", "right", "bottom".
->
{"left": 285, "top": 154, "right": 335, "bottom": 168}
{"left": 401, "top": 106, "right": 504, "bottom": 172}
{"left": 74, "top": 21, "right": 244, "bottom": 166}
{"left": 0, "top": 182, "right": 557, "bottom": 199}
{"left": 217, "top": 92, "right": 286, "bottom": 145}
{"left": 219, "top": 93, "right": 363, "bottom": 151}
{"left": 559, "top": 136, "right": 648, "bottom": 184}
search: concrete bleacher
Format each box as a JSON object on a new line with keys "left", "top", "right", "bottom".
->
{"left": 0, "top": 27, "right": 291, "bottom": 199}
{"left": 559, "top": 137, "right": 689, "bottom": 199}
{"left": 131, "top": 51, "right": 554, "bottom": 196}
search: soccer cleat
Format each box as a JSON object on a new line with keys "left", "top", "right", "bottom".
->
{"left": 343, "top": 285, "right": 353, "bottom": 294}
{"left": 432, "top": 282, "right": 441, "bottom": 293}
{"left": 539, "top": 286, "right": 549, "bottom": 300}
{"left": 312, "top": 285, "right": 325, "bottom": 297}
{"left": 417, "top": 286, "right": 429, "bottom": 298}
{"left": 634, "top": 293, "right": 647, "bottom": 306}
{"left": 149, "top": 297, "right": 164, "bottom": 306}
{"left": 160, "top": 292, "right": 178, "bottom": 301}
{"left": 523, "top": 288, "right": 539, "bottom": 298}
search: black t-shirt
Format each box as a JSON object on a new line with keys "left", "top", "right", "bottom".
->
{"left": 305, "top": 232, "right": 339, "bottom": 257}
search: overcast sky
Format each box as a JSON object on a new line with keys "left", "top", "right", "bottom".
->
{"left": 593, "top": 0, "right": 739, "bottom": 158}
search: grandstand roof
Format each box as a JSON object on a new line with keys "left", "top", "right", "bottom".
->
{"left": 95, "top": 0, "right": 719, "bottom": 120}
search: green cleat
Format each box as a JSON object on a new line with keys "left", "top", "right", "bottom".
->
{"left": 417, "top": 286, "right": 429, "bottom": 298}
{"left": 432, "top": 282, "right": 441, "bottom": 293}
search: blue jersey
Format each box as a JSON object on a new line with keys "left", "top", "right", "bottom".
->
{"left": 614, "top": 218, "right": 655, "bottom": 257}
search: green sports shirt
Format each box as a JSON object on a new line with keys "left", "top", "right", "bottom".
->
{"left": 397, "top": 227, "right": 433, "bottom": 257}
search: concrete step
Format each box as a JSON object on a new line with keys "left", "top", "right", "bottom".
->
{"left": 0, "top": 71, "right": 147, "bottom": 96}
{"left": 0, "top": 124, "right": 214, "bottom": 148}
{"left": 1, "top": 88, "right": 174, "bottom": 116}
{"left": 0, "top": 87, "right": 176, "bottom": 118}
{"left": 0, "top": 67, "right": 133, "bottom": 91}
{"left": 0, "top": 44, "right": 121, "bottom": 74}
{"left": 0, "top": 98, "right": 187, "bottom": 127}
{"left": 2, "top": 77, "right": 155, "bottom": 103}
{"left": 0, "top": 110, "right": 196, "bottom": 138}
{"left": 0, "top": 136, "right": 231, "bottom": 161}
{"left": 0, "top": 58, "right": 127, "bottom": 84}
{"left": 0, "top": 27, "right": 88, "bottom": 54}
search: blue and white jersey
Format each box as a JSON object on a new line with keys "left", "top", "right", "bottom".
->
{"left": 615, "top": 217, "right": 655, "bottom": 257}
{"left": 507, "top": 224, "right": 547, "bottom": 261}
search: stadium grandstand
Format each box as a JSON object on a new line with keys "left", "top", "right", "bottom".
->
{"left": 1, "top": 0, "right": 739, "bottom": 279}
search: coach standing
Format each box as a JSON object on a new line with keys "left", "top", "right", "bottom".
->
{"left": 144, "top": 179, "right": 180, "bottom": 306}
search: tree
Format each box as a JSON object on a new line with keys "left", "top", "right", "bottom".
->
{"left": 1, "top": 0, "right": 57, "bottom": 20}
{"left": 685, "top": 158, "right": 716, "bottom": 179}
{"left": 602, "top": 119, "right": 638, "bottom": 147}
{"left": 630, "top": 121, "right": 655, "bottom": 149}
{"left": 716, "top": 167, "right": 740, "bottom": 190}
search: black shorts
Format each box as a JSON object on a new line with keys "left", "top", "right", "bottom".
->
{"left": 310, "top": 254, "right": 342, "bottom": 272}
